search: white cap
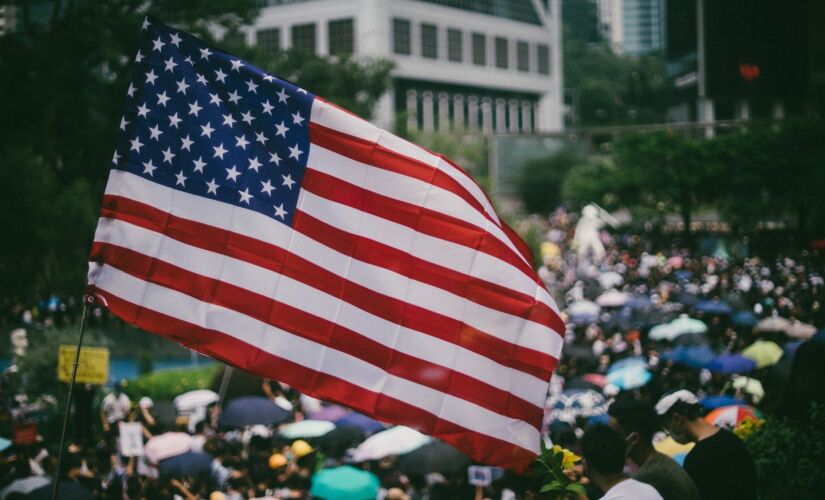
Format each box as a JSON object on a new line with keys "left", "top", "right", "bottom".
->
{"left": 138, "top": 396, "right": 154, "bottom": 408}
{"left": 655, "top": 390, "right": 698, "bottom": 416}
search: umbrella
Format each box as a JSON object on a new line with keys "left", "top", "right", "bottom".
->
{"left": 562, "top": 344, "right": 596, "bottom": 361}
{"left": 672, "top": 332, "right": 710, "bottom": 347}
{"left": 596, "top": 289, "right": 629, "bottom": 307}
{"left": 625, "top": 295, "right": 653, "bottom": 310}
{"left": 144, "top": 432, "right": 193, "bottom": 463}
{"left": 0, "top": 477, "right": 51, "bottom": 498}
{"left": 648, "top": 323, "right": 678, "bottom": 342}
{"left": 700, "top": 395, "right": 746, "bottom": 409}
{"left": 397, "top": 440, "right": 471, "bottom": 475}
{"left": 732, "top": 310, "right": 758, "bottom": 327}
{"left": 334, "top": 413, "right": 384, "bottom": 435}
{"left": 549, "top": 389, "right": 608, "bottom": 424}
{"left": 607, "top": 357, "right": 647, "bottom": 374}
{"left": 310, "top": 466, "right": 380, "bottom": 500}
{"left": 565, "top": 377, "right": 602, "bottom": 392}
{"left": 706, "top": 354, "right": 757, "bottom": 374}
{"left": 606, "top": 364, "right": 651, "bottom": 390}
{"left": 705, "top": 405, "right": 761, "bottom": 428}
{"left": 654, "top": 436, "right": 694, "bottom": 458}
{"left": 661, "top": 345, "right": 716, "bottom": 369}
{"left": 152, "top": 401, "right": 178, "bottom": 428}
{"left": 694, "top": 300, "right": 733, "bottom": 315}
{"left": 730, "top": 377, "right": 765, "bottom": 404}
{"left": 351, "top": 426, "right": 431, "bottom": 462}
{"left": 674, "top": 290, "right": 700, "bottom": 306}
{"left": 815, "top": 329, "right": 825, "bottom": 344}
{"left": 567, "top": 301, "right": 600, "bottom": 323}
{"left": 314, "top": 425, "right": 365, "bottom": 457}
{"left": 280, "top": 419, "right": 336, "bottom": 440}
{"left": 785, "top": 320, "right": 817, "bottom": 340}
{"left": 668, "top": 315, "right": 708, "bottom": 336}
{"left": 158, "top": 451, "right": 213, "bottom": 477}
{"left": 598, "top": 271, "right": 624, "bottom": 289}
{"left": 219, "top": 396, "right": 290, "bottom": 429}
{"left": 756, "top": 316, "right": 791, "bottom": 333}
{"left": 583, "top": 373, "right": 607, "bottom": 388}
{"left": 26, "top": 481, "right": 92, "bottom": 500}
{"left": 309, "top": 404, "right": 351, "bottom": 422}
{"left": 742, "top": 340, "right": 783, "bottom": 369}
{"left": 174, "top": 389, "right": 219, "bottom": 412}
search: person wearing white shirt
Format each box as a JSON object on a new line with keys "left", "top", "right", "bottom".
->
{"left": 581, "top": 425, "right": 662, "bottom": 500}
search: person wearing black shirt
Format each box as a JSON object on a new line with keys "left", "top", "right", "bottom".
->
{"left": 656, "top": 390, "right": 757, "bottom": 500}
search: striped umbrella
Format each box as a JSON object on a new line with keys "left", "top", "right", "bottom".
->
{"left": 704, "top": 405, "right": 761, "bottom": 428}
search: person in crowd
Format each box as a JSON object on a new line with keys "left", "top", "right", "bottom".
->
{"left": 608, "top": 398, "right": 700, "bottom": 500}
{"left": 581, "top": 425, "right": 663, "bottom": 500}
{"left": 656, "top": 390, "right": 757, "bottom": 500}
{"left": 100, "top": 380, "right": 131, "bottom": 437}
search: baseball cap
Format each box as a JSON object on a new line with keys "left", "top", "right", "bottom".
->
{"left": 655, "top": 390, "right": 699, "bottom": 416}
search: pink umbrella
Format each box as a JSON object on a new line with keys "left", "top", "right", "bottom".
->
{"left": 309, "top": 404, "right": 351, "bottom": 422}
{"left": 144, "top": 432, "right": 193, "bottom": 463}
{"left": 583, "top": 373, "right": 607, "bottom": 388}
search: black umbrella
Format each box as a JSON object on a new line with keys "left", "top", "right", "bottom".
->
{"left": 152, "top": 401, "right": 177, "bottom": 428}
{"left": 672, "top": 332, "right": 710, "bottom": 347}
{"left": 314, "top": 425, "right": 365, "bottom": 457}
{"left": 561, "top": 344, "right": 596, "bottom": 362}
{"left": 397, "top": 440, "right": 471, "bottom": 475}
{"left": 158, "top": 451, "right": 213, "bottom": 477}
{"left": 674, "top": 291, "right": 700, "bottom": 307}
{"left": 219, "top": 396, "right": 289, "bottom": 429}
{"left": 27, "top": 481, "right": 92, "bottom": 500}
{"left": 564, "top": 377, "right": 602, "bottom": 392}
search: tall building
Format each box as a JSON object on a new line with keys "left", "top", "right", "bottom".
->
{"left": 238, "top": 0, "right": 563, "bottom": 132}
{"left": 665, "top": 0, "right": 812, "bottom": 124}
{"left": 597, "top": 0, "right": 665, "bottom": 56}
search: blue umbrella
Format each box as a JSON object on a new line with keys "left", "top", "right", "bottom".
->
{"left": 694, "top": 300, "right": 733, "bottom": 315}
{"left": 607, "top": 357, "right": 647, "bottom": 374}
{"left": 662, "top": 345, "right": 716, "bottom": 369}
{"left": 310, "top": 466, "right": 380, "bottom": 500}
{"left": 700, "top": 395, "right": 746, "bottom": 409}
{"left": 814, "top": 329, "right": 825, "bottom": 345}
{"left": 334, "top": 413, "right": 385, "bottom": 435}
{"left": 706, "top": 354, "right": 757, "bottom": 374}
{"left": 606, "top": 364, "right": 652, "bottom": 390}
{"left": 674, "top": 270, "right": 693, "bottom": 281}
{"left": 625, "top": 295, "right": 653, "bottom": 310}
{"left": 219, "top": 396, "right": 290, "bottom": 429}
{"left": 732, "top": 310, "right": 758, "bottom": 327}
{"left": 159, "top": 451, "right": 213, "bottom": 477}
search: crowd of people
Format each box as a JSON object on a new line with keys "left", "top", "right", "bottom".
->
{"left": 1, "top": 206, "right": 824, "bottom": 499}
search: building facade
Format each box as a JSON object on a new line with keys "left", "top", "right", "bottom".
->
{"left": 238, "top": 0, "right": 563, "bottom": 132}
{"left": 597, "top": 0, "right": 664, "bottom": 56}
{"left": 0, "top": 5, "right": 15, "bottom": 36}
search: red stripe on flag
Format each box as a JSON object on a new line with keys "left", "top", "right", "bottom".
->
{"left": 89, "top": 241, "right": 545, "bottom": 426}
{"left": 91, "top": 286, "right": 539, "bottom": 472}
{"left": 99, "top": 195, "right": 558, "bottom": 380}
{"left": 310, "top": 122, "right": 497, "bottom": 224}
{"left": 293, "top": 208, "right": 564, "bottom": 335}
{"left": 300, "top": 168, "right": 541, "bottom": 285}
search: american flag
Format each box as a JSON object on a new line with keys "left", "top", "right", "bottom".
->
{"left": 88, "top": 17, "right": 564, "bottom": 471}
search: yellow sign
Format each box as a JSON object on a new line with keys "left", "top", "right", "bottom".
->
{"left": 58, "top": 345, "right": 110, "bottom": 385}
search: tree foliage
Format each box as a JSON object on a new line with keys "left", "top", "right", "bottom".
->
{"left": 518, "top": 149, "right": 586, "bottom": 215}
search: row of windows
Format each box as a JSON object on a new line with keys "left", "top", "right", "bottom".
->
{"left": 392, "top": 18, "right": 551, "bottom": 75}
{"left": 241, "top": 18, "right": 355, "bottom": 56}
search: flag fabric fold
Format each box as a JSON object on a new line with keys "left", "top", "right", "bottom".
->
{"left": 88, "top": 17, "right": 563, "bottom": 472}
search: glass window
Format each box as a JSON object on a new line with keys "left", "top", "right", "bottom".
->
{"left": 393, "top": 18, "right": 411, "bottom": 55}
{"left": 447, "top": 28, "right": 462, "bottom": 62}
{"left": 495, "top": 36, "right": 508, "bottom": 69}
{"left": 291, "top": 23, "right": 316, "bottom": 53}
{"left": 472, "top": 32, "right": 486, "bottom": 66}
{"left": 256, "top": 28, "right": 280, "bottom": 54}
{"left": 517, "top": 41, "right": 529, "bottom": 72}
{"left": 421, "top": 23, "right": 438, "bottom": 59}
{"left": 537, "top": 43, "right": 550, "bottom": 74}
{"left": 328, "top": 18, "right": 354, "bottom": 56}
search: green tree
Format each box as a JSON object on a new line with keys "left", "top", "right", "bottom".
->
{"left": 517, "top": 149, "right": 586, "bottom": 214}
{"left": 560, "top": 156, "right": 619, "bottom": 210}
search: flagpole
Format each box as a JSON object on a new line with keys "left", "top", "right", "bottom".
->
{"left": 52, "top": 295, "right": 92, "bottom": 500}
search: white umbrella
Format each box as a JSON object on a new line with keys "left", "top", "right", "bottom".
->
{"left": 785, "top": 320, "right": 816, "bottom": 340}
{"left": 755, "top": 316, "right": 791, "bottom": 333}
{"left": 280, "top": 419, "right": 336, "bottom": 439}
{"left": 598, "top": 272, "right": 624, "bottom": 290}
{"left": 144, "top": 432, "right": 193, "bottom": 463}
{"left": 351, "top": 426, "right": 431, "bottom": 462}
{"left": 568, "top": 300, "right": 601, "bottom": 317}
{"left": 596, "top": 289, "right": 629, "bottom": 307}
{"left": 174, "top": 389, "right": 219, "bottom": 412}
{"left": 0, "top": 476, "right": 51, "bottom": 499}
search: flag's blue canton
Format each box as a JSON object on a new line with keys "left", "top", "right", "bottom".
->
{"left": 112, "top": 18, "right": 314, "bottom": 226}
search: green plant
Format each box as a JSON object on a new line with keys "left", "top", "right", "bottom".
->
{"left": 124, "top": 365, "right": 220, "bottom": 402}
{"left": 533, "top": 440, "right": 586, "bottom": 499}
{"left": 743, "top": 403, "right": 825, "bottom": 498}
